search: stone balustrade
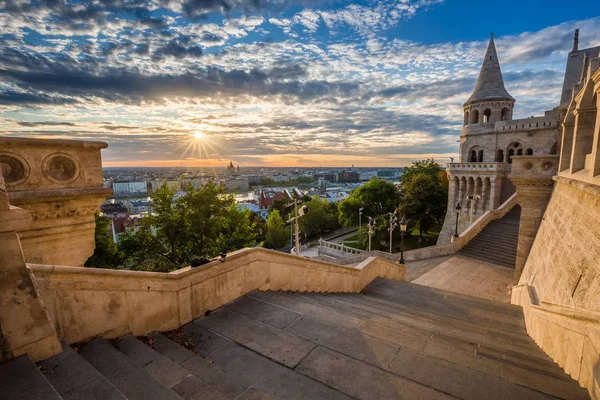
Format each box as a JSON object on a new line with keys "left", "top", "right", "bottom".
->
{"left": 509, "top": 155, "right": 559, "bottom": 180}
{"left": 317, "top": 239, "right": 365, "bottom": 257}
{"left": 29, "top": 247, "right": 405, "bottom": 345}
{"left": 512, "top": 284, "right": 600, "bottom": 399}
{"left": 0, "top": 137, "right": 113, "bottom": 266}
{"left": 447, "top": 162, "right": 511, "bottom": 172}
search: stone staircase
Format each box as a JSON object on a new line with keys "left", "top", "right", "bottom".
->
{"left": 459, "top": 205, "right": 521, "bottom": 268}
{"left": 0, "top": 278, "right": 590, "bottom": 400}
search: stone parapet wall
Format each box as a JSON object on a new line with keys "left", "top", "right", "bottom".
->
{"left": 0, "top": 137, "right": 113, "bottom": 266}
{"left": 512, "top": 285, "right": 600, "bottom": 399}
{"left": 517, "top": 176, "right": 600, "bottom": 310}
{"left": 29, "top": 247, "right": 405, "bottom": 345}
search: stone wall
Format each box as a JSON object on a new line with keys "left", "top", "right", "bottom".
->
{"left": 518, "top": 177, "right": 600, "bottom": 311}
{"left": 29, "top": 247, "right": 405, "bottom": 344}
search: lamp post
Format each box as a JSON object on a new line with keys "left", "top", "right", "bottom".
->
{"left": 359, "top": 207, "right": 364, "bottom": 229}
{"left": 367, "top": 216, "right": 374, "bottom": 252}
{"left": 388, "top": 211, "right": 398, "bottom": 254}
{"left": 454, "top": 202, "right": 461, "bottom": 237}
{"left": 398, "top": 215, "right": 408, "bottom": 264}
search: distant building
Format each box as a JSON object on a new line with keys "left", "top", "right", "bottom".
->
{"left": 224, "top": 177, "right": 249, "bottom": 192}
{"left": 338, "top": 170, "right": 360, "bottom": 183}
{"left": 322, "top": 191, "right": 350, "bottom": 203}
{"left": 113, "top": 181, "right": 147, "bottom": 195}
{"left": 151, "top": 180, "right": 181, "bottom": 192}
{"left": 101, "top": 203, "right": 128, "bottom": 219}
{"left": 376, "top": 170, "right": 398, "bottom": 180}
{"left": 129, "top": 200, "right": 152, "bottom": 215}
{"left": 313, "top": 173, "right": 336, "bottom": 182}
{"left": 259, "top": 190, "right": 292, "bottom": 209}
{"left": 247, "top": 175, "right": 262, "bottom": 186}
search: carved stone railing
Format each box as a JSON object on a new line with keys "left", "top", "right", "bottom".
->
{"left": 0, "top": 137, "right": 113, "bottom": 266}
{"left": 318, "top": 239, "right": 365, "bottom": 257}
{"left": 512, "top": 284, "right": 599, "bottom": 399}
{"left": 509, "top": 155, "right": 559, "bottom": 181}
{"left": 29, "top": 247, "right": 405, "bottom": 345}
{"left": 447, "top": 162, "right": 511, "bottom": 173}
{"left": 452, "top": 192, "right": 518, "bottom": 251}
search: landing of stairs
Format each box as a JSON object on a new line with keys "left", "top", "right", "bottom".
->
{"left": 410, "top": 254, "right": 514, "bottom": 303}
{"left": 1, "top": 278, "right": 589, "bottom": 400}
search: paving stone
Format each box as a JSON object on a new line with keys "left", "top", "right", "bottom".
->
{"left": 149, "top": 332, "right": 196, "bottom": 364}
{"left": 80, "top": 338, "right": 182, "bottom": 400}
{"left": 357, "top": 319, "right": 430, "bottom": 352}
{"left": 39, "top": 342, "right": 126, "bottom": 399}
{"left": 501, "top": 362, "right": 590, "bottom": 400}
{"left": 196, "top": 308, "right": 315, "bottom": 368}
{"left": 171, "top": 375, "right": 228, "bottom": 400}
{"left": 184, "top": 323, "right": 231, "bottom": 356}
{"left": 225, "top": 295, "right": 301, "bottom": 329}
{"left": 61, "top": 376, "right": 127, "bottom": 400}
{"left": 296, "top": 345, "right": 457, "bottom": 400}
{"left": 116, "top": 335, "right": 189, "bottom": 388}
{"left": 285, "top": 315, "right": 399, "bottom": 368}
{"left": 0, "top": 355, "right": 62, "bottom": 400}
{"left": 423, "top": 339, "right": 502, "bottom": 377}
{"left": 210, "top": 342, "right": 352, "bottom": 400}
{"left": 180, "top": 354, "right": 250, "bottom": 399}
{"left": 236, "top": 387, "right": 271, "bottom": 400}
{"left": 247, "top": 290, "right": 362, "bottom": 329}
{"left": 388, "top": 346, "right": 555, "bottom": 400}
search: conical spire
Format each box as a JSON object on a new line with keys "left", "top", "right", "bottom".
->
{"left": 465, "top": 33, "right": 513, "bottom": 105}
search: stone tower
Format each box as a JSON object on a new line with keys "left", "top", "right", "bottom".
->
{"left": 437, "top": 33, "right": 560, "bottom": 245}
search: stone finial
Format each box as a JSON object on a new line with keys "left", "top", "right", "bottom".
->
{"left": 573, "top": 29, "right": 579, "bottom": 52}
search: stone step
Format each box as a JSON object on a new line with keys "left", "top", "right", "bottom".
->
{"left": 208, "top": 342, "right": 354, "bottom": 400}
{"left": 0, "top": 355, "right": 62, "bottom": 400}
{"left": 80, "top": 338, "right": 182, "bottom": 400}
{"left": 38, "top": 342, "right": 126, "bottom": 400}
{"left": 458, "top": 251, "right": 516, "bottom": 267}
{"left": 194, "top": 308, "right": 316, "bottom": 368}
{"left": 148, "top": 331, "right": 256, "bottom": 399}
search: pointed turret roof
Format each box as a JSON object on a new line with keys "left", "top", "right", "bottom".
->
{"left": 465, "top": 33, "right": 513, "bottom": 105}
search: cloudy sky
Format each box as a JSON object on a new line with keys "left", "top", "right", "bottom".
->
{"left": 1, "top": 0, "right": 599, "bottom": 167}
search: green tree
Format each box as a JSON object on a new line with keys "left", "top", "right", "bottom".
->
{"left": 117, "top": 180, "right": 256, "bottom": 272}
{"left": 265, "top": 210, "right": 288, "bottom": 249}
{"left": 300, "top": 196, "right": 340, "bottom": 238}
{"left": 399, "top": 159, "right": 448, "bottom": 241}
{"left": 85, "top": 213, "right": 122, "bottom": 268}
{"left": 338, "top": 178, "right": 400, "bottom": 227}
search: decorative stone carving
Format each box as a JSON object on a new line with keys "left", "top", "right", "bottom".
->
{"left": 43, "top": 153, "right": 79, "bottom": 184}
{"left": 0, "top": 152, "right": 29, "bottom": 185}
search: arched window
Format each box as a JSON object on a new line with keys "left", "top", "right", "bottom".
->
{"left": 517, "top": 149, "right": 523, "bottom": 156}
{"left": 501, "top": 107, "right": 510, "bottom": 121}
{"left": 472, "top": 109, "right": 479, "bottom": 124}
{"left": 483, "top": 109, "right": 491, "bottom": 123}
{"left": 464, "top": 111, "right": 469, "bottom": 126}
{"left": 508, "top": 149, "right": 515, "bottom": 164}
{"left": 526, "top": 148, "right": 533, "bottom": 155}
{"left": 470, "top": 150, "right": 478, "bottom": 162}
{"left": 507, "top": 142, "right": 523, "bottom": 164}
{"left": 496, "top": 149, "right": 504, "bottom": 162}
{"left": 550, "top": 141, "right": 558, "bottom": 155}
{"left": 477, "top": 150, "right": 483, "bottom": 162}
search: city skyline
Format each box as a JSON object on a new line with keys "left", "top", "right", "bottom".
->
{"left": 1, "top": 0, "right": 600, "bottom": 167}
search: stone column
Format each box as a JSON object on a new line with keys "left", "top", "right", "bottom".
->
{"left": 481, "top": 178, "right": 490, "bottom": 212}
{"left": 458, "top": 177, "right": 466, "bottom": 208}
{"left": 0, "top": 174, "right": 62, "bottom": 363}
{"left": 474, "top": 178, "right": 482, "bottom": 214}
{"left": 509, "top": 156, "right": 559, "bottom": 283}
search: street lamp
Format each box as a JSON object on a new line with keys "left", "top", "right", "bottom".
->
{"left": 398, "top": 215, "right": 408, "bottom": 264}
{"left": 359, "top": 207, "right": 364, "bottom": 228}
{"left": 388, "top": 211, "right": 398, "bottom": 254}
{"left": 367, "top": 216, "right": 375, "bottom": 252}
{"left": 454, "top": 202, "right": 461, "bottom": 237}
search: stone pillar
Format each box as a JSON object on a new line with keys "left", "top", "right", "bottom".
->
{"left": 509, "top": 156, "right": 559, "bottom": 283}
{"left": 474, "top": 178, "right": 482, "bottom": 214}
{"left": 458, "top": 177, "right": 466, "bottom": 208}
{"left": 481, "top": 178, "right": 490, "bottom": 212}
{"left": 0, "top": 174, "right": 62, "bottom": 363}
{"left": 570, "top": 107, "right": 597, "bottom": 173}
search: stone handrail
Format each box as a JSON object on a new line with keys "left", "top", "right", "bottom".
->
{"left": 28, "top": 247, "right": 404, "bottom": 345}
{"left": 318, "top": 239, "right": 365, "bottom": 257}
{"left": 512, "top": 284, "right": 599, "bottom": 399}
{"left": 452, "top": 192, "right": 517, "bottom": 251}
{"left": 447, "top": 162, "right": 510, "bottom": 172}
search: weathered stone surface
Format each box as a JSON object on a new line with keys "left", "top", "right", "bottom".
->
{"left": 195, "top": 309, "right": 315, "bottom": 368}
{"left": 0, "top": 355, "right": 62, "bottom": 400}
{"left": 180, "top": 355, "right": 250, "bottom": 399}
{"left": 210, "top": 342, "right": 352, "bottom": 400}
{"left": 171, "top": 376, "right": 228, "bottom": 400}
{"left": 296, "top": 345, "right": 456, "bottom": 400}
{"left": 225, "top": 295, "right": 300, "bottom": 329}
